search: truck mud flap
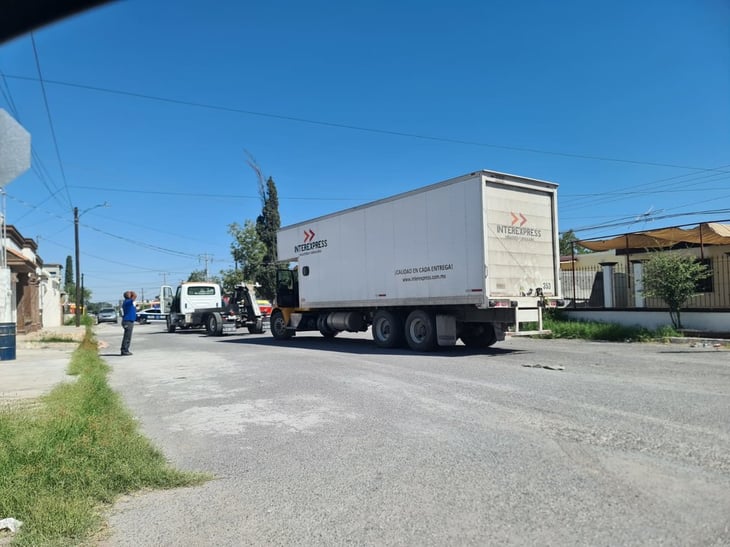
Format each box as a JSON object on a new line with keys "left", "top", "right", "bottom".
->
{"left": 436, "top": 315, "right": 457, "bottom": 346}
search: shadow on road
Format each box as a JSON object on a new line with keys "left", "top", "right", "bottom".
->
{"left": 214, "top": 333, "right": 524, "bottom": 358}
{"left": 135, "top": 323, "right": 526, "bottom": 357}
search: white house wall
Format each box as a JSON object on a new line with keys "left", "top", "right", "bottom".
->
{"left": 564, "top": 309, "right": 730, "bottom": 333}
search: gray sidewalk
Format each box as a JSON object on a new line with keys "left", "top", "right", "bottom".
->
{"left": 0, "top": 326, "right": 86, "bottom": 403}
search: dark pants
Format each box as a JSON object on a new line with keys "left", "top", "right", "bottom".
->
{"left": 121, "top": 320, "right": 134, "bottom": 353}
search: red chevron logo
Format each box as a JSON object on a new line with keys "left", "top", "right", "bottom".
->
{"left": 303, "top": 229, "right": 316, "bottom": 243}
{"left": 510, "top": 212, "right": 528, "bottom": 226}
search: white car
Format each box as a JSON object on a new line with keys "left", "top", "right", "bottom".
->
{"left": 136, "top": 307, "right": 167, "bottom": 324}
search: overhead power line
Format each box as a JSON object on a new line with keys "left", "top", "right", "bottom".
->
{"left": 1, "top": 69, "right": 69, "bottom": 210}
{"left": 68, "top": 184, "right": 368, "bottom": 202}
{"left": 29, "top": 34, "right": 73, "bottom": 210}
{"left": 562, "top": 168, "right": 730, "bottom": 204}
{"left": 568, "top": 209, "right": 730, "bottom": 235}
{"left": 559, "top": 168, "right": 730, "bottom": 220}
{"left": 5, "top": 192, "right": 201, "bottom": 259}
{"left": 5, "top": 73, "right": 730, "bottom": 174}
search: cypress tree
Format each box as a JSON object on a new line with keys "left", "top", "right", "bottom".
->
{"left": 255, "top": 177, "right": 281, "bottom": 301}
{"left": 64, "top": 255, "right": 74, "bottom": 294}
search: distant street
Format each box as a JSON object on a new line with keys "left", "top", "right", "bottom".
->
{"left": 97, "top": 322, "right": 730, "bottom": 546}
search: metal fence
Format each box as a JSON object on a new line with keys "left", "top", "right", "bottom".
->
{"left": 560, "top": 254, "right": 730, "bottom": 309}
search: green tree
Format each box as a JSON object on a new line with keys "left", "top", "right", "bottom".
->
{"left": 641, "top": 252, "right": 710, "bottom": 329}
{"left": 219, "top": 268, "right": 245, "bottom": 295}
{"left": 187, "top": 269, "right": 221, "bottom": 285}
{"left": 231, "top": 220, "right": 267, "bottom": 280}
{"left": 226, "top": 219, "right": 266, "bottom": 292}
{"left": 187, "top": 270, "right": 207, "bottom": 282}
{"left": 560, "top": 230, "right": 589, "bottom": 256}
{"left": 256, "top": 177, "right": 280, "bottom": 258}
{"left": 62, "top": 255, "right": 90, "bottom": 305}
{"left": 253, "top": 177, "right": 282, "bottom": 301}
{"left": 245, "top": 154, "right": 282, "bottom": 301}
{"left": 64, "top": 255, "right": 74, "bottom": 293}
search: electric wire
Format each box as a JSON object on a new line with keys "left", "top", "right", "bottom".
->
{"left": 568, "top": 209, "right": 730, "bottom": 235}
{"left": 5, "top": 73, "right": 729, "bottom": 175}
{"left": 4, "top": 192, "right": 202, "bottom": 259}
{"left": 39, "top": 234, "right": 176, "bottom": 272}
{"left": 29, "top": 33, "right": 73, "bottom": 209}
{"left": 0, "top": 69, "right": 68, "bottom": 209}
{"left": 4, "top": 70, "right": 727, "bottom": 239}
{"left": 68, "top": 184, "right": 369, "bottom": 202}
{"left": 562, "top": 170, "right": 730, "bottom": 204}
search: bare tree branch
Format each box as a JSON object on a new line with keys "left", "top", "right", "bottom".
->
{"left": 244, "top": 149, "right": 266, "bottom": 206}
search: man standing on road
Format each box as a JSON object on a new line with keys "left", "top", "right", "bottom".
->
{"left": 120, "top": 291, "right": 137, "bottom": 356}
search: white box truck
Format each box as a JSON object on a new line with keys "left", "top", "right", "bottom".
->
{"left": 270, "top": 170, "right": 561, "bottom": 351}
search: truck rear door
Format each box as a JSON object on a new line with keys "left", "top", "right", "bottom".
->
{"left": 484, "top": 180, "right": 559, "bottom": 298}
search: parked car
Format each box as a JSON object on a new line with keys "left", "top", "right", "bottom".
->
{"left": 97, "top": 308, "right": 119, "bottom": 324}
{"left": 136, "top": 307, "right": 167, "bottom": 324}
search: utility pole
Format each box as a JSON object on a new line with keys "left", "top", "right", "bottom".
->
{"left": 74, "top": 206, "right": 80, "bottom": 326}
{"left": 74, "top": 202, "right": 109, "bottom": 327}
{"left": 199, "top": 254, "right": 213, "bottom": 281}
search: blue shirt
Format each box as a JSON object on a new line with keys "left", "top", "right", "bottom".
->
{"left": 122, "top": 298, "right": 137, "bottom": 322}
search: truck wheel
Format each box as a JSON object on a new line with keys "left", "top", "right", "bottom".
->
{"left": 248, "top": 318, "right": 265, "bottom": 334}
{"left": 404, "top": 310, "right": 437, "bottom": 351}
{"left": 166, "top": 315, "right": 176, "bottom": 333}
{"left": 459, "top": 323, "right": 498, "bottom": 348}
{"left": 372, "top": 310, "right": 404, "bottom": 348}
{"left": 270, "top": 310, "right": 294, "bottom": 340}
{"left": 206, "top": 313, "right": 224, "bottom": 336}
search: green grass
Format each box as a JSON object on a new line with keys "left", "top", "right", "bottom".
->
{"left": 538, "top": 310, "right": 681, "bottom": 342}
{"left": 36, "top": 336, "right": 77, "bottom": 344}
{"left": 0, "top": 326, "right": 209, "bottom": 546}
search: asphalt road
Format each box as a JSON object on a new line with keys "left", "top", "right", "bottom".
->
{"left": 96, "top": 321, "right": 730, "bottom": 546}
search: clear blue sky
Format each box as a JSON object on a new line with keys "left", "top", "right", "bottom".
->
{"left": 1, "top": 0, "right": 728, "bottom": 304}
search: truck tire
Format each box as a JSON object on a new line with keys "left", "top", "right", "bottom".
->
{"left": 459, "top": 323, "right": 498, "bottom": 348}
{"left": 166, "top": 315, "right": 176, "bottom": 333}
{"left": 270, "top": 310, "right": 294, "bottom": 340}
{"left": 372, "top": 310, "right": 404, "bottom": 348}
{"left": 404, "top": 309, "right": 437, "bottom": 351}
{"left": 206, "top": 313, "right": 224, "bottom": 336}
{"left": 248, "top": 318, "right": 265, "bottom": 334}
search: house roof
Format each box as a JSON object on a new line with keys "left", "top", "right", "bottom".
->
{"left": 577, "top": 222, "right": 730, "bottom": 252}
{"left": 6, "top": 247, "right": 38, "bottom": 273}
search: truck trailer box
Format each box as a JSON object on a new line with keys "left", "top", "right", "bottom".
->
{"left": 277, "top": 170, "right": 560, "bottom": 310}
